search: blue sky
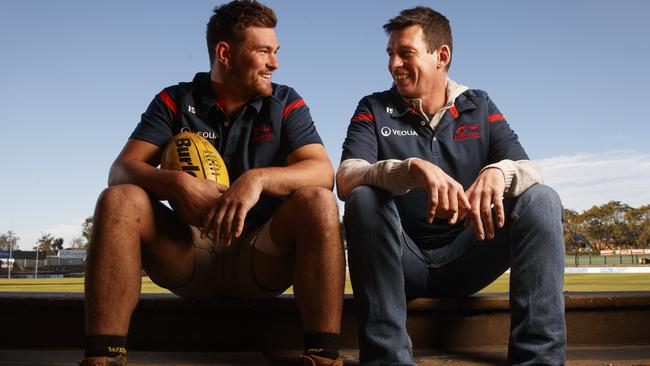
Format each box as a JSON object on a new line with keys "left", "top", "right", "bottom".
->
{"left": 1, "top": 1, "right": 649, "bottom": 250}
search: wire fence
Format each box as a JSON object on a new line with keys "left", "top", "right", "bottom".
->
{"left": 565, "top": 254, "right": 649, "bottom": 267}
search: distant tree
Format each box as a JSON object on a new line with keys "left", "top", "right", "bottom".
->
{"left": 52, "top": 237, "right": 64, "bottom": 252}
{"left": 81, "top": 216, "right": 93, "bottom": 247}
{"left": 579, "top": 201, "right": 632, "bottom": 249}
{"left": 629, "top": 204, "right": 650, "bottom": 247}
{"left": 563, "top": 209, "right": 589, "bottom": 253}
{"left": 70, "top": 237, "right": 86, "bottom": 249}
{"left": 566, "top": 200, "right": 650, "bottom": 250}
{"left": 36, "top": 232, "right": 63, "bottom": 255}
{"left": 0, "top": 230, "right": 19, "bottom": 251}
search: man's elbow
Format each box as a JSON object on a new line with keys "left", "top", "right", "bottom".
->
{"left": 312, "top": 159, "right": 334, "bottom": 191}
{"left": 107, "top": 160, "right": 125, "bottom": 187}
{"left": 335, "top": 170, "right": 350, "bottom": 201}
{"left": 322, "top": 166, "right": 335, "bottom": 191}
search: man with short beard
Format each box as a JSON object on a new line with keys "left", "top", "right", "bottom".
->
{"left": 338, "top": 6, "right": 565, "bottom": 365}
{"left": 80, "top": 1, "right": 344, "bottom": 365}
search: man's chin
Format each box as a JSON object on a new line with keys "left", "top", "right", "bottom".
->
{"left": 252, "top": 82, "right": 273, "bottom": 97}
{"left": 395, "top": 85, "right": 413, "bottom": 98}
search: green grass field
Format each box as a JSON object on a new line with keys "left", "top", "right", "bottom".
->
{"left": 1, "top": 273, "right": 649, "bottom": 294}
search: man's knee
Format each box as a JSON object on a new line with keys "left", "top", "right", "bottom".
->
{"left": 345, "top": 185, "right": 390, "bottom": 211}
{"left": 94, "top": 185, "right": 156, "bottom": 241}
{"left": 288, "top": 186, "right": 339, "bottom": 222}
{"left": 88, "top": 185, "right": 154, "bottom": 254}
{"left": 96, "top": 184, "right": 151, "bottom": 214}
{"left": 512, "top": 184, "right": 564, "bottom": 250}
{"left": 515, "top": 184, "right": 563, "bottom": 219}
{"left": 343, "top": 186, "right": 402, "bottom": 255}
{"left": 344, "top": 185, "right": 391, "bottom": 227}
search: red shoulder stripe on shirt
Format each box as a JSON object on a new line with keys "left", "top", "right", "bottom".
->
{"left": 158, "top": 90, "right": 177, "bottom": 116}
{"left": 449, "top": 105, "right": 459, "bottom": 119}
{"left": 351, "top": 113, "right": 374, "bottom": 122}
{"left": 283, "top": 99, "right": 306, "bottom": 119}
{"left": 488, "top": 113, "right": 505, "bottom": 123}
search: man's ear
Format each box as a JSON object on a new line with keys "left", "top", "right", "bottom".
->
{"left": 437, "top": 44, "right": 451, "bottom": 69}
{"left": 215, "top": 41, "right": 231, "bottom": 69}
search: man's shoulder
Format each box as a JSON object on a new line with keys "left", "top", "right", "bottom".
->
{"left": 459, "top": 88, "right": 490, "bottom": 104}
{"left": 357, "top": 88, "right": 398, "bottom": 108}
{"left": 462, "top": 88, "right": 488, "bottom": 98}
{"left": 159, "top": 72, "right": 208, "bottom": 97}
{"left": 363, "top": 88, "right": 395, "bottom": 101}
{"left": 269, "top": 83, "right": 302, "bottom": 105}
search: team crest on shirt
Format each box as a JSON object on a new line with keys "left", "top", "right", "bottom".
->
{"left": 253, "top": 125, "right": 274, "bottom": 142}
{"left": 453, "top": 123, "right": 480, "bottom": 141}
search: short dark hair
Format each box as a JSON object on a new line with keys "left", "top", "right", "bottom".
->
{"left": 206, "top": 0, "right": 277, "bottom": 66}
{"left": 383, "top": 7, "right": 453, "bottom": 69}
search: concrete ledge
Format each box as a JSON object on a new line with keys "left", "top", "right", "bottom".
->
{"left": 3, "top": 346, "right": 650, "bottom": 365}
{"left": 1, "top": 292, "right": 649, "bottom": 351}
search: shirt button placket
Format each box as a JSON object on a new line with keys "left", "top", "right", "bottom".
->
{"left": 430, "top": 132, "right": 440, "bottom": 157}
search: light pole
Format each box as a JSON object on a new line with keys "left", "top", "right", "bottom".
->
{"left": 7, "top": 236, "right": 13, "bottom": 279}
{"left": 34, "top": 248, "right": 39, "bottom": 279}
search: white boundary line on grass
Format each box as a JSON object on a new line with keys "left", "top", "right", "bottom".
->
{"left": 564, "top": 266, "right": 650, "bottom": 274}
{"left": 502, "top": 267, "right": 650, "bottom": 274}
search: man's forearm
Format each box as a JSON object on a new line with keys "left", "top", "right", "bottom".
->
{"left": 480, "top": 159, "right": 543, "bottom": 197}
{"left": 336, "top": 158, "right": 417, "bottom": 200}
{"left": 247, "top": 158, "right": 334, "bottom": 197}
{"left": 108, "top": 159, "right": 182, "bottom": 201}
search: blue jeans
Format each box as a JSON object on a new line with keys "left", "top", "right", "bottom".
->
{"left": 344, "top": 184, "right": 566, "bottom": 365}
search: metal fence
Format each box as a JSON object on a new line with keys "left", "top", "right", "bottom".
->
{"left": 565, "top": 254, "right": 650, "bottom": 267}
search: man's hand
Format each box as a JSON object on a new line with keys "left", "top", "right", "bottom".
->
{"left": 201, "top": 170, "right": 263, "bottom": 248}
{"left": 409, "top": 159, "right": 471, "bottom": 225}
{"left": 464, "top": 168, "right": 506, "bottom": 240}
{"left": 169, "top": 172, "right": 227, "bottom": 227}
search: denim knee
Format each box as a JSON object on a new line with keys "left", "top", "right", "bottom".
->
{"left": 512, "top": 184, "right": 562, "bottom": 224}
{"left": 510, "top": 184, "right": 564, "bottom": 254}
{"left": 344, "top": 185, "right": 403, "bottom": 254}
{"left": 345, "top": 185, "right": 390, "bottom": 211}
{"left": 344, "top": 186, "right": 392, "bottom": 229}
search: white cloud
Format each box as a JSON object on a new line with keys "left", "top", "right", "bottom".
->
{"left": 16, "top": 218, "right": 87, "bottom": 250}
{"left": 45, "top": 222, "right": 83, "bottom": 244}
{"left": 538, "top": 150, "right": 650, "bottom": 212}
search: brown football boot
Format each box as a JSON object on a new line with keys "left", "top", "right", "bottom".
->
{"left": 300, "top": 353, "right": 344, "bottom": 366}
{"left": 78, "top": 355, "right": 127, "bottom": 366}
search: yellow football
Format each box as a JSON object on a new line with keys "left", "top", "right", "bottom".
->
{"left": 160, "top": 132, "right": 230, "bottom": 187}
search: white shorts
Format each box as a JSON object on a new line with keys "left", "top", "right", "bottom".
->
{"left": 164, "top": 221, "right": 292, "bottom": 300}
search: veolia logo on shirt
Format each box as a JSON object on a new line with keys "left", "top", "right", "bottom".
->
{"left": 180, "top": 127, "right": 219, "bottom": 140}
{"left": 381, "top": 126, "right": 418, "bottom": 137}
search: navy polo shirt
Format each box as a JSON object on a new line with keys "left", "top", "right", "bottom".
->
{"left": 341, "top": 87, "right": 529, "bottom": 247}
{"left": 131, "top": 72, "right": 323, "bottom": 227}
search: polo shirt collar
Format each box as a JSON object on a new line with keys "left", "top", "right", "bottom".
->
{"left": 193, "top": 72, "right": 263, "bottom": 115}
{"left": 389, "top": 78, "right": 477, "bottom": 119}
{"left": 389, "top": 86, "right": 414, "bottom": 118}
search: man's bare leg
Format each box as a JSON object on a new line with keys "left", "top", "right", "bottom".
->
{"left": 84, "top": 184, "right": 196, "bottom": 336}
{"left": 255, "top": 186, "right": 345, "bottom": 334}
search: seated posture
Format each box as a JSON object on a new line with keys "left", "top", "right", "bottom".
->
{"left": 337, "top": 7, "right": 565, "bottom": 366}
{"left": 81, "top": 1, "right": 345, "bottom": 365}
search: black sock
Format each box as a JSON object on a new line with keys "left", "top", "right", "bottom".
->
{"left": 304, "top": 332, "right": 340, "bottom": 359}
{"left": 84, "top": 335, "right": 127, "bottom": 358}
